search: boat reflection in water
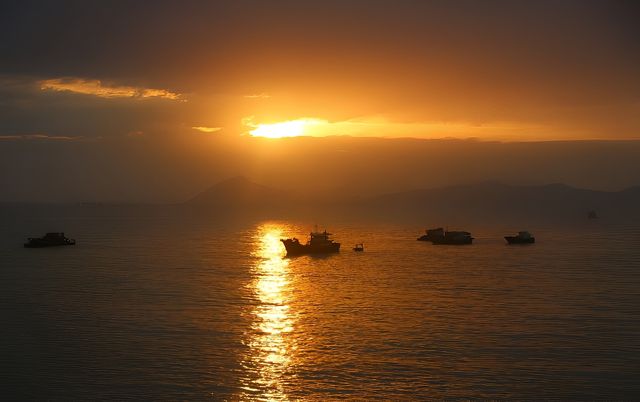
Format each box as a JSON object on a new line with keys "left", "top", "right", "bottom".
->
{"left": 240, "top": 223, "right": 297, "bottom": 401}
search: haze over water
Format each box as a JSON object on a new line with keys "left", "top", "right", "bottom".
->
{"left": 2, "top": 207, "right": 639, "bottom": 399}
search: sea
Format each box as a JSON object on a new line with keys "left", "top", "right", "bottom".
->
{"left": 1, "top": 205, "right": 639, "bottom": 400}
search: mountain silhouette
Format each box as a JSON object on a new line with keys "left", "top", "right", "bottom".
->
{"left": 185, "top": 177, "right": 640, "bottom": 222}
{"left": 358, "top": 181, "right": 640, "bottom": 222}
{"left": 186, "top": 176, "right": 288, "bottom": 208}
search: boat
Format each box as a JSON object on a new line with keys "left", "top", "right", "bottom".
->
{"left": 281, "top": 230, "right": 340, "bottom": 256}
{"left": 24, "top": 232, "right": 76, "bottom": 248}
{"left": 588, "top": 210, "right": 598, "bottom": 219}
{"left": 418, "top": 227, "right": 473, "bottom": 245}
{"left": 417, "top": 227, "right": 444, "bottom": 241}
{"left": 431, "top": 230, "right": 473, "bottom": 245}
{"left": 353, "top": 243, "right": 364, "bottom": 252}
{"left": 505, "top": 231, "right": 535, "bottom": 244}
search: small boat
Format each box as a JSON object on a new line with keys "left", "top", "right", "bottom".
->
{"left": 353, "top": 243, "right": 364, "bottom": 252}
{"left": 281, "top": 229, "right": 340, "bottom": 256}
{"left": 418, "top": 227, "right": 473, "bottom": 244}
{"left": 588, "top": 210, "right": 598, "bottom": 219}
{"left": 24, "top": 232, "right": 76, "bottom": 248}
{"left": 505, "top": 231, "right": 535, "bottom": 244}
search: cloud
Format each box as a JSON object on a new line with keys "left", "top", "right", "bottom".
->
{"left": 244, "top": 93, "right": 271, "bottom": 99}
{"left": 241, "top": 115, "right": 554, "bottom": 140}
{"left": 0, "top": 133, "right": 82, "bottom": 141}
{"left": 39, "top": 78, "right": 183, "bottom": 100}
{"left": 192, "top": 126, "right": 222, "bottom": 133}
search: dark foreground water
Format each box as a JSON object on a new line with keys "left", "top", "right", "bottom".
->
{"left": 1, "top": 206, "right": 639, "bottom": 400}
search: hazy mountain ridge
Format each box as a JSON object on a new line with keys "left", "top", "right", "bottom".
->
{"left": 186, "top": 177, "right": 640, "bottom": 222}
{"left": 361, "top": 181, "right": 638, "bottom": 222}
{"left": 186, "top": 176, "right": 289, "bottom": 209}
{"left": 4, "top": 137, "right": 640, "bottom": 203}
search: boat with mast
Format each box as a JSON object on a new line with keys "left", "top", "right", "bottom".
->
{"left": 281, "top": 227, "right": 341, "bottom": 256}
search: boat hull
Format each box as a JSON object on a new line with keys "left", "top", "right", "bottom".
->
{"left": 24, "top": 240, "right": 75, "bottom": 248}
{"left": 505, "top": 236, "right": 535, "bottom": 244}
{"left": 431, "top": 237, "right": 473, "bottom": 245}
{"left": 281, "top": 239, "right": 340, "bottom": 256}
{"left": 421, "top": 229, "right": 473, "bottom": 245}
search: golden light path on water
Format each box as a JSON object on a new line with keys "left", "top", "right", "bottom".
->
{"left": 241, "top": 223, "right": 296, "bottom": 401}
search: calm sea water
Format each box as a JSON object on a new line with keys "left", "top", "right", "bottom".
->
{"left": 1, "top": 206, "right": 639, "bottom": 400}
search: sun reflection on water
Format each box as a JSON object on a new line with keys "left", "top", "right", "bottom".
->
{"left": 241, "top": 223, "right": 295, "bottom": 401}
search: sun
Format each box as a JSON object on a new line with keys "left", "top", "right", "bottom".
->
{"left": 247, "top": 118, "right": 327, "bottom": 138}
{"left": 249, "top": 120, "right": 307, "bottom": 138}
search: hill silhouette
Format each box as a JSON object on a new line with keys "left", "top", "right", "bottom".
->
{"left": 186, "top": 176, "right": 289, "bottom": 208}
{"left": 357, "top": 181, "right": 640, "bottom": 222}
{"left": 185, "top": 176, "right": 640, "bottom": 222}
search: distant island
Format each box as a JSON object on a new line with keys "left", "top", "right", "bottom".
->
{"left": 187, "top": 176, "right": 288, "bottom": 207}
{"left": 185, "top": 176, "right": 640, "bottom": 223}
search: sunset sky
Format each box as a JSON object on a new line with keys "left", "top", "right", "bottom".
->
{"left": 2, "top": 0, "right": 639, "bottom": 140}
{"left": 1, "top": 1, "right": 639, "bottom": 201}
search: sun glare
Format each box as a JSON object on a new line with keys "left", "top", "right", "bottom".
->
{"left": 248, "top": 118, "right": 326, "bottom": 138}
{"left": 250, "top": 120, "right": 306, "bottom": 138}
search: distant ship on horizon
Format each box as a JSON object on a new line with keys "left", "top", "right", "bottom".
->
{"left": 24, "top": 232, "right": 76, "bottom": 248}
{"left": 505, "top": 231, "right": 535, "bottom": 244}
{"left": 417, "top": 227, "right": 474, "bottom": 245}
{"left": 281, "top": 230, "right": 341, "bottom": 256}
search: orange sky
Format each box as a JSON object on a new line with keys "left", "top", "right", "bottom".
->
{"left": 1, "top": 1, "right": 640, "bottom": 201}
{"left": 0, "top": 1, "right": 638, "bottom": 142}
